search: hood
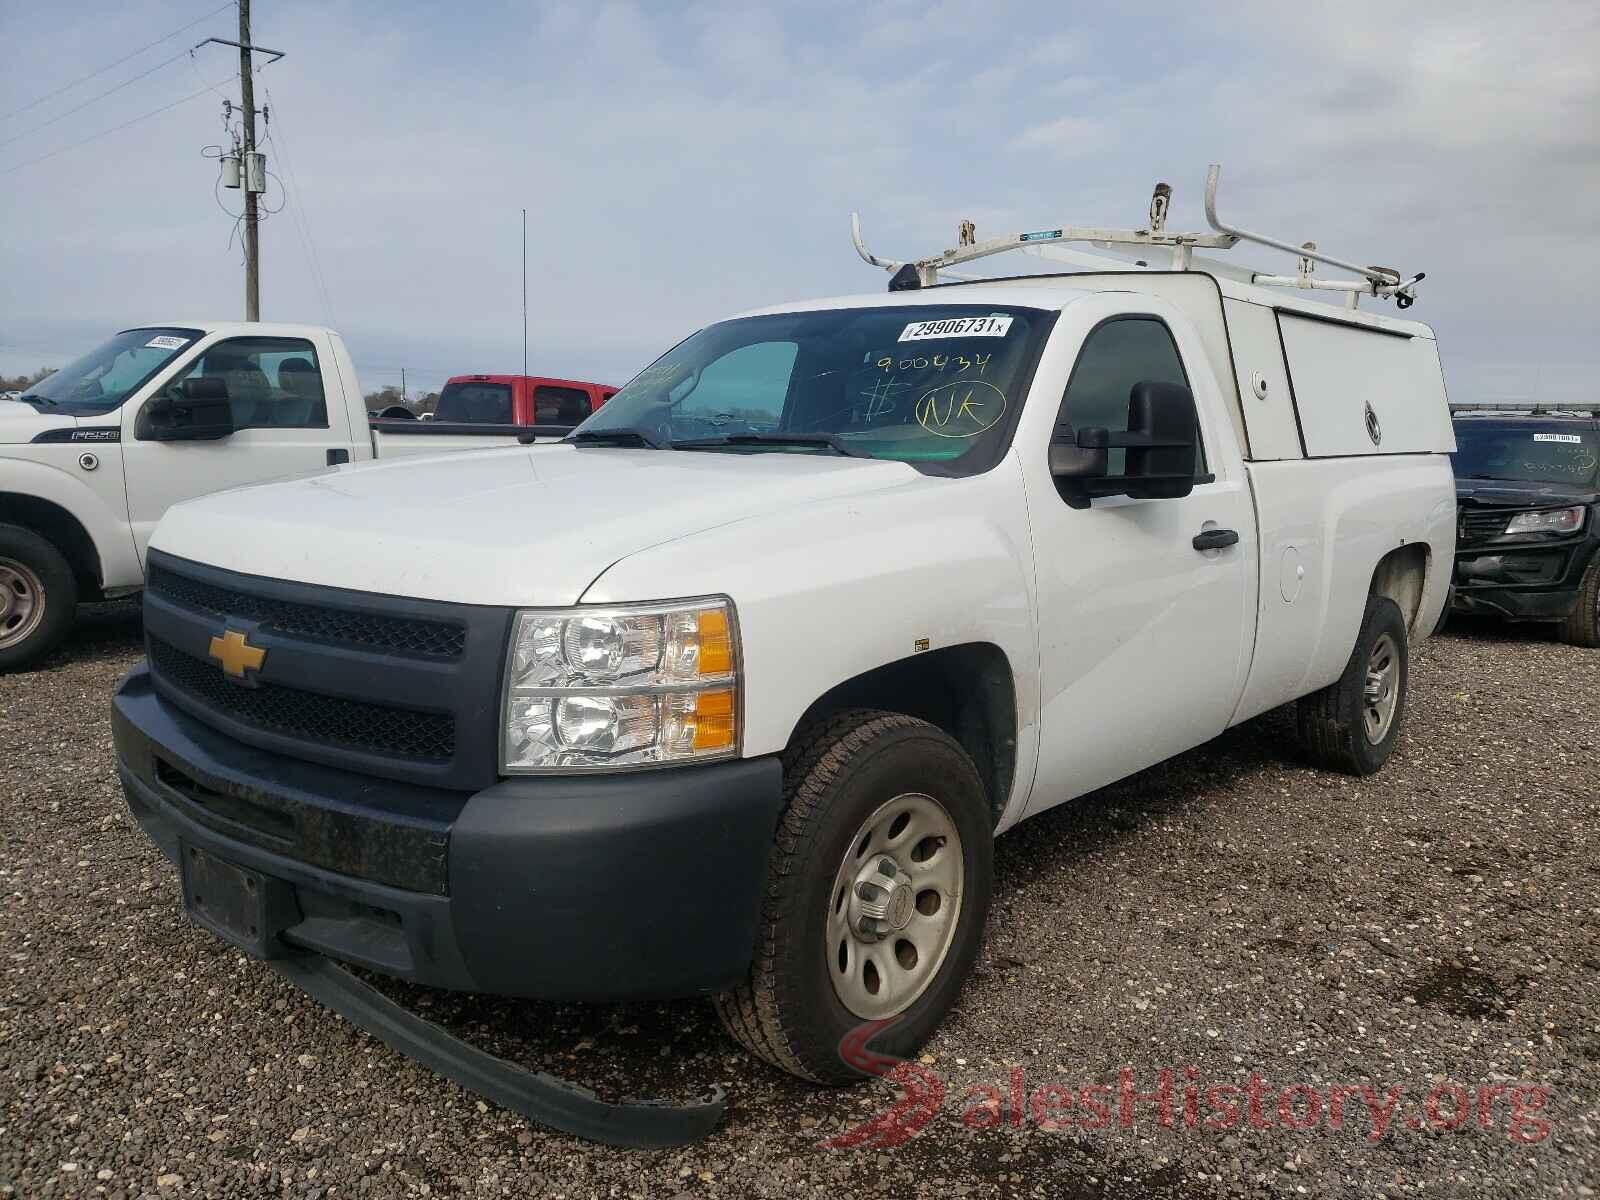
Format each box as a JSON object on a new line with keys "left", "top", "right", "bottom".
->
{"left": 0, "top": 402, "right": 76, "bottom": 445}
{"left": 1456, "top": 476, "right": 1598, "bottom": 509}
{"left": 151, "top": 444, "right": 921, "bottom": 605}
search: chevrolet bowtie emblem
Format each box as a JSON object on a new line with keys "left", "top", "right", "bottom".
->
{"left": 208, "top": 628, "right": 266, "bottom": 679}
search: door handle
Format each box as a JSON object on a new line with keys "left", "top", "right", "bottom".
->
{"left": 1193, "top": 528, "right": 1240, "bottom": 552}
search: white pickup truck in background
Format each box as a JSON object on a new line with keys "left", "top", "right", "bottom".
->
{"left": 0, "top": 323, "right": 562, "bottom": 670}
{"left": 109, "top": 171, "right": 1458, "bottom": 1117}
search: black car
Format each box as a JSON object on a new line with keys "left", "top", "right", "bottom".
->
{"left": 1449, "top": 410, "right": 1600, "bottom": 645}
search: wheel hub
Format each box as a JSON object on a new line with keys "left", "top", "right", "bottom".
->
{"left": 1361, "top": 631, "right": 1400, "bottom": 744}
{"left": 849, "top": 856, "right": 916, "bottom": 940}
{"left": 825, "top": 792, "right": 965, "bottom": 1020}
{"left": 0, "top": 558, "right": 44, "bottom": 651}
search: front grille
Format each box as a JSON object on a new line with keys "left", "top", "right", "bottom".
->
{"left": 149, "top": 637, "right": 455, "bottom": 762}
{"left": 147, "top": 561, "right": 466, "bottom": 659}
{"left": 1458, "top": 509, "right": 1511, "bottom": 546}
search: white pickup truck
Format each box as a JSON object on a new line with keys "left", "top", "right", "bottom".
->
{"left": 110, "top": 174, "right": 1455, "bottom": 1131}
{"left": 0, "top": 322, "right": 557, "bottom": 670}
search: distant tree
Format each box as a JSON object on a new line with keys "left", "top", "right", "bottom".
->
{"left": 411, "top": 391, "right": 440, "bottom": 417}
{"left": 0, "top": 367, "right": 57, "bottom": 392}
{"left": 363, "top": 385, "right": 404, "bottom": 411}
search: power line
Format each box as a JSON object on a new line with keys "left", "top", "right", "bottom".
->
{"left": 263, "top": 88, "right": 336, "bottom": 327}
{"left": 0, "top": 0, "right": 236, "bottom": 123}
{"left": 0, "top": 48, "right": 192, "bottom": 150}
{"left": 0, "top": 76, "right": 232, "bottom": 176}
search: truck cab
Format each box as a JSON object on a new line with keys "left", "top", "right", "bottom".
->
{"left": 434, "top": 374, "right": 615, "bottom": 425}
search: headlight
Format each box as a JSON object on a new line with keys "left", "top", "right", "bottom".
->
{"left": 1504, "top": 506, "right": 1585, "bottom": 535}
{"left": 501, "top": 598, "right": 739, "bottom": 773}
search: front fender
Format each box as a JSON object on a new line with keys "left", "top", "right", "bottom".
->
{"left": 0, "top": 450, "right": 140, "bottom": 590}
{"left": 580, "top": 461, "right": 1040, "bottom": 822}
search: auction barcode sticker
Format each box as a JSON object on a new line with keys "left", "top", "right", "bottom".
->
{"left": 899, "top": 315, "right": 1013, "bottom": 342}
{"left": 145, "top": 335, "right": 188, "bottom": 350}
{"left": 1533, "top": 433, "right": 1582, "bottom": 444}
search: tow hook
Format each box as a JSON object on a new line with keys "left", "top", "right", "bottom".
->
{"left": 271, "top": 954, "right": 727, "bottom": 1148}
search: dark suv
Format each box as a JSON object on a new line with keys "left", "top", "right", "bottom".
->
{"left": 1450, "top": 409, "right": 1600, "bottom": 645}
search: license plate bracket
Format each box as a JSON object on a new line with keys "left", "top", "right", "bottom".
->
{"left": 179, "top": 842, "right": 298, "bottom": 959}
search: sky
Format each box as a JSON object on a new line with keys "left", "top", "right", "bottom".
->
{"left": 2, "top": 0, "right": 1596, "bottom": 403}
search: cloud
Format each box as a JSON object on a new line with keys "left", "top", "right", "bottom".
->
{"left": 1006, "top": 115, "right": 1107, "bottom": 154}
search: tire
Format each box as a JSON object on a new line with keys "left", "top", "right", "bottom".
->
{"left": 1431, "top": 585, "right": 1454, "bottom": 637}
{"left": 0, "top": 524, "right": 78, "bottom": 674}
{"left": 1560, "top": 557, "right": 1600, "bottom": 648}
{"left": 713, "top": 709, "right": 994, "bottom": 1084}
{"left": 1296, "top": 595, "right": 1409, "bottom": 776}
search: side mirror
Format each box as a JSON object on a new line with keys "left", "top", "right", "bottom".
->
{"left": 139, "top": 377, "right": 235, "bottom": 441}
{"left": 1051, "top": 380, "right": 1200, "bottom": 507}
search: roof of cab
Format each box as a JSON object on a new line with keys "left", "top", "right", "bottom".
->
{"left": 443, "top": 374, "right": 616, "bottom": 391}
{"left": 735, "top": 282, "right": 1097, "bottom": 320}
{"left": 125, "top": 321, "right": 339, "bottom": 339}
{"left": 1452, "top": 410, "right": 1599, "bottom": 423}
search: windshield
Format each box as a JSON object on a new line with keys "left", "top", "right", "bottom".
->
{"left": 576, "top": 304, "right": 1055, "bottom": 473}
{"left": 436, "top": 381, "right": 513, "bottom": 423}
{"left": 1451, "top": 422, "right": 1600, "bottom": 489}
{"left": 21, "top": 327, "right": 202, "bottom": 416}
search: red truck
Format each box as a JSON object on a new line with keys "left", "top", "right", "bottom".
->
{"left": 433, "top": 374, "right": 616, "bottom": 425}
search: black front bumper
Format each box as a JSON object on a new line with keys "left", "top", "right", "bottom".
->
{"left": 114, "top": 664, "right": 784, "bottom": 1001}
{"left": 1452, "top": 534, "right": 1599, "bottom": 621}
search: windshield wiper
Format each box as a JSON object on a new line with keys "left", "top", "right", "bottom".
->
{"left": 567, "top": 427, "right": 670, "bottom": 449}
{"left": 673, "top": 432, "right": 867, "bottom": 458}
{"left": 16, "top": 393, "right": 56, "bottom": 407}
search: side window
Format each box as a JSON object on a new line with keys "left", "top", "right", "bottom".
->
{"left": 167, "top": 337, "right": 328, "bottom": 430}
{"left": 533, "top": 384, "right": 592, "bottom": 425}
{"left": 676, "top": 342, "right": 798, "bottom": 431}
{"left": 1057, "top": 318, "right": 1196, "bottom": 476}
{"left": 436, "top": 383, "right": 512, "bottom": 423}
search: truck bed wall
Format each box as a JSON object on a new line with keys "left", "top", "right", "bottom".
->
{"left": 1231, "top": 454, "right": 1456, "bottom": 725}
{"left": 1277, "top": 314, "right": 1455, "bottom": 457}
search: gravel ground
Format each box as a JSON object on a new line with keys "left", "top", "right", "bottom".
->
{"left": 2, "top": 605, "right": 1597, "bottom": 1199}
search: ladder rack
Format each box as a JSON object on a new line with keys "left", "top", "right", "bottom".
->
{"left": 850, "top": 164, "right": 1426, "bottom": 311}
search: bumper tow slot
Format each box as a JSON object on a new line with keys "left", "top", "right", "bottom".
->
{"left": 270, "top": 954, "right": 728, "bottom": 1149}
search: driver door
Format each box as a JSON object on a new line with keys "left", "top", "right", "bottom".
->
{"left": 120, "top": 333, "right": 351, "bottom": 561}
{"left": 1022, "top": 311, "right": 1257, "bottom": 816}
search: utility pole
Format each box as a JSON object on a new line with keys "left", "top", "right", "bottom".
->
{"left": 400, "top": 367, "right": 407, "bottom": 407}
{"left": 196, "top": 19, "right": 282, "bottom": 320}
{"left": 239, "top": 0, "right": 260, "bottom": 321}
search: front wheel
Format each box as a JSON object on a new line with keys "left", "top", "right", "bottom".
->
{"left": 1296, "top": 594, "right": 1409, "bottom": 776}
{"left": 714, "top": 710, "right": 993, "bottom": 1083}
{"left": 0, "top": 525, "right": 79, "bottom": 674}
{"left": 1560, "top": 557, "right": 1600, "bottom": 648}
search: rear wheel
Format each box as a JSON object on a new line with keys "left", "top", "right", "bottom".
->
{"left": 1296, "top": 595, "right": 1409, "bottom": 776}
{"left": 1560, "top": 558, "right": 1600, "bottom": 648}
{"left": 714, "top": 710, "right": 993, "bottom": 1083}
{"left": 0, "top": 525, "right": 78, "bottom": 674}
